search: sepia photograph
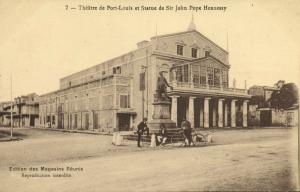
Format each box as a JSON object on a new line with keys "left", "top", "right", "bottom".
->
{"left": 0, "top": 0, "right": 299, "bottom": 191}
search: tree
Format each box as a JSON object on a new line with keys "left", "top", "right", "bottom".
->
{"left": 278, "top": 83, "right": 298, "bottom": 109}
{"left": 270, "top": 83, "right": 298, "bottom": 109}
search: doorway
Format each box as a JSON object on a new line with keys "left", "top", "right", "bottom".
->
{"left": 85, "top": 113, "right": 89, "bottom": 130}
{"left": 93, "top": 112, "right": 99, "bottom": 130}
{"left": 30, "top": 116, "right": 35, "bottom": 127}
{"left": 260, "top": 110, "right": 271, "bottom": 126}
{"left": 118, "top": 114, "right": 130, "bottom": 131}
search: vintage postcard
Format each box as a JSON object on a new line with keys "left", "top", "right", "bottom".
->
{"left": 0, "top": 0, "right": 299, "bottom": 191}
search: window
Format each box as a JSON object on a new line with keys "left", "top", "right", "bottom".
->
{"left": 200, "top": 76, "right": 206, "bottom": 85}
{"left": 113, "top": 66, "right": 121, "bottom": 75}
{"left": 177, "top": 45, "right": 183, "bottom": 55}
{"left": 207, "top": 67, "right": 214, "bottom": 85}
{"left": 191, "top": 65, "right": 199, "bottom": 85}
{"left": 191, "top": 48, "right": 197, "bottom": 58}
{"left": 214, "top": 68, "right": 221, "bottom": 86}
{"left": 200, "top": 66, "right": 206, "bottom": 85}
{"left": 183, "top": 65, "right": 188, "bottom": 82}
{"left": 176, "top": 67, "right": 182, "bottom": 82}
{"left": 222, "top": 70, "right": 228, "bottom": 87}
{"left": 120, "top": 95, "right": 130, "bottom": 108}
{"left": 205, "top": 50, "right": 210, "bottom": 57}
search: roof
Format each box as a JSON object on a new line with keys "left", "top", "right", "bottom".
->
{"left": 249, "top": 85, "right": 279, "bottom": 91}
{"left": 285, "top": 104, "right": 299, "bottom": 110}
{"left": 151, "top": 29, "right": 228, "bottom": 54}
{"left": 263, "top": 86, "right": 279, "bottom": 91}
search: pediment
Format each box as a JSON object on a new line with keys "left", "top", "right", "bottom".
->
{"left": 193, "top": 56, "right": 230, "bottom": 69}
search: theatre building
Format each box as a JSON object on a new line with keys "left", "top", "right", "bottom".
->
{"left": 38, "top": 21, "right": 250, "bottom": 132}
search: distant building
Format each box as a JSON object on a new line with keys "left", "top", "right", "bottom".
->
{"left": 0, "top": 93, "right": 39, "bottom": 127}
{"left": 38, "top": 20, "right": 250, "bottom": 133}
{"left": 248, "top": 83, "right": 298, "bottom": 127}
{"left": 248, "top": 85, "right": 279, "bottom": 102}
{"left": 0, "top": 101, "right": 11, "bottom": 126}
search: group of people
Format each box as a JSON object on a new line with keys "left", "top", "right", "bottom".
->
{"left": 136, "top": 117, "right": 194, "bottom": 147}
{"left": 137, "top": 118, "right": 168, "bottom": 147}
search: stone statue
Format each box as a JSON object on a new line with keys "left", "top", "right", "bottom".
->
{"left": 155, "top": 71, "right": 173, "bottom": 102}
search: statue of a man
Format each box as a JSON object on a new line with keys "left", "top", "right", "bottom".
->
{"left": 156, "top": 71, "right": 173, "bottom": 101}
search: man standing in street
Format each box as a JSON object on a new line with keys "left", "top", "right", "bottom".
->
{"left": 181, "top": 118, "right": 193, "bottom": 147}
{"left": 137, "top": 118, "right": 149, "bottom": 147}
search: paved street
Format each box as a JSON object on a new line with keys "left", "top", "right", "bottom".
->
{"left": 0, "top": 127, "right": 298, "bottom": 191}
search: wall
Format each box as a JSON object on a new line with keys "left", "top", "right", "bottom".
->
{"left": 271, "top": 109, "right": 286, "bottom": 126}
{"left": 285, "top": 109, "right": 298, "bottom": 127}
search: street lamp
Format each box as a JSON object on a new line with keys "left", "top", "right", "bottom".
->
{"left": 10, "top": 74, "right": 13, "bottom": 140}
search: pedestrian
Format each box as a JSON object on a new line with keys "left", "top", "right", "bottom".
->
{"left": 181, "top": 118, "right": 193, "bottom": 147}
{"left": 137, "top": 118, "right": 149, "bottom": 147}
{"left": 157, "top": 124, "right": 168, "bottom": 146}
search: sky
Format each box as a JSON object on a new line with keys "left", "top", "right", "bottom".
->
{"left": 0, "top": 0, "right": 299, "bottom": 102}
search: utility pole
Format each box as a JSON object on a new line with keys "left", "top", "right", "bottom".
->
{"left": 142, "top": 87, "right": 144, "bottom": 119}
{"left": 146, "top": 50, "right": 149, "bottom": 119}
{"left": 10, "top": 74, "right": 13, "bottom": 140}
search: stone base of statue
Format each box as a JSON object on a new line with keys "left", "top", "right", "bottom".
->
{"left": 148, "top": 100, "right": 177, "bottom": 134}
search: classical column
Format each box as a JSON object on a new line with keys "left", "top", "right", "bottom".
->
{"left": 199, "top": 99, "right": 204, "bottom": 127}
{"left": 243, "top": 100, "right": 249, "bottom": 127}
{"left": 218, "top": 99, "right": 224, "bottom": 127}
{"left": 212, "top": 101, "right": 217, "bottom": 127}
{"left": 171, "top": 95, "right": 179, "bottom": 126}
{"left": 55, "top": 114, "right": 58, "bottom": 128}
{"left": 112, "top": 111, "right": 117, "bottom": 132}
{"left": 224, "top": 101, "right": 228, "bottom": 127}
{"left": 129, "top": 115, "right": 133, "bottom": 130}
{"left": 231, "top": 99, "right": 237, "bottom": 127}
{"left": 204, "top": 97, "right": 211, "bottom": 128}
{"left": 188, "top": 97, "right": 196, "bottom": 128}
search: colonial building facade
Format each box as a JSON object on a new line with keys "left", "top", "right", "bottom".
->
{"left": 0, "top": 93, "right": 39, "bottom": 127}
{"left": 38, "top": 22, "right": 250, "bottom": 133}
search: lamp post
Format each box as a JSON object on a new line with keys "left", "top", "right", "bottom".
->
{"left": 10, "top": 74, "right": 13, "bottom": 140}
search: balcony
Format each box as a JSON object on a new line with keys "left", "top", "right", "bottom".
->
{"left": 170, "top": 81, "right": 250, "bottom": 98}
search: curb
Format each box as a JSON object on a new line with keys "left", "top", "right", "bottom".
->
{"left": 0, "top": 137, "right": 22, "bottom": 142}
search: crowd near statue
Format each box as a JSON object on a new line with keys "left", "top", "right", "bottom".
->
{"left": 155, "top": 71, "right": 173, "bottom": 102}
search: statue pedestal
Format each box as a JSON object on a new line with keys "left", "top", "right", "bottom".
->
{"left": 148, "top": 101, "right": 177, "bottom": 134}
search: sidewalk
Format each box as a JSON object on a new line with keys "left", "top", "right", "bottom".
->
{"left": 0, "top": 132, "right": 22, "bottom": 142}
{"left": 32, "top": 126, "right": 113, "bottom": 136}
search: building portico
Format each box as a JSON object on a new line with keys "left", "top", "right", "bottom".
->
{"left": 170, "top": 94, "right": 250, "bottom": 128}
{"left": 165, "top": 47, "right": 251, "bottom": 128}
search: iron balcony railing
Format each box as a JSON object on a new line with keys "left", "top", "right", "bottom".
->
{"left": 171, "top": 81, "right": 249, "bottom": 96}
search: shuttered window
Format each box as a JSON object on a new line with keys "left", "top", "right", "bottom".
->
{"left": 120, "top": 95, "right": 130, "bottom": 108}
